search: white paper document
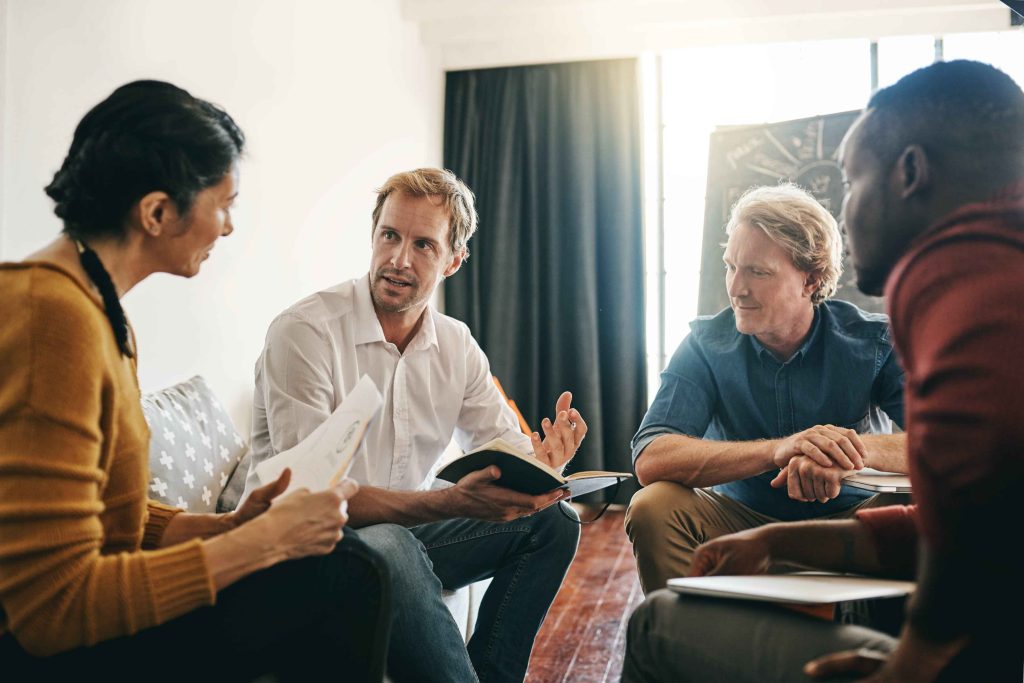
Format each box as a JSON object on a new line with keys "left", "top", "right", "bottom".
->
{"left": 254, "top": 375, "right": 382, "bottom": 495}
{"left": 668, "top": 573, "right": 916, "bottom": 605}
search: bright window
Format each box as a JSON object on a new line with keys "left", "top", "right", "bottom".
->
{"left": 643, "top": 29, "right": 1024, "bottom": 404}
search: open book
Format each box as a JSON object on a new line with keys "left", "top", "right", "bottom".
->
{"left": 436, "top": 438, "right": 633, "bottom": 497}
{"left": 253, "top": 375, "right": 382, "bottom": 495}
{"left": 668, "top": 572, "right": 915, "bottom": 605}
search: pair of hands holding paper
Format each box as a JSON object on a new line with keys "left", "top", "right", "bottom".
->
{"left": 449, "top": 391, "right": 589, "bottom": 522}
{"left": 225, "top": 469, "right": 359, "bottom": 562}
{"left": 770, "top": 424, "right": 867, "bottom": 503}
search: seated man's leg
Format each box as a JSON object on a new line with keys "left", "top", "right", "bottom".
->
{"left": 623, "top": 590, "right": 897, "bottom": 683}
{"left": 625, "top": 482, "right": 775, "bottom": 592}
{"left": 411, "top": 502, "right": 581, "bottom": 683}
{"left": 355, "top": 524, "right": 478, "bottom": 683}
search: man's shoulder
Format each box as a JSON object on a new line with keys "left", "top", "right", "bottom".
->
{"left": 430, "top": 308, "right": 475, "bottom": 345}
{"left": 820, "top": 299, "right": 891, "bottom": 343}
{"left": 688, "top": 307, "right": 742, "bottom": 349}
{"left": 889, "top": 212, "right": 1024, "bottom": 304}
{"left": 271, "top": 279, "right": 361, "bottom": 330}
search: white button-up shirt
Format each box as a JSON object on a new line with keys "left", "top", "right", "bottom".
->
{"left": 245, "top": 274, "right": 531, "bottom": 494}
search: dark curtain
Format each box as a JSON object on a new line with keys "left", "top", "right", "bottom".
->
{"left": 443, "top": 59, "right": 646, "bottom": 503}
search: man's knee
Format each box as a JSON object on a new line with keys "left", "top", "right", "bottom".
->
{"left": 629, "top": 589, "right": 680, "bottom": 635}
{"left": 355, "top": 523, "right": 436, "bottom": 588}
{"left": 625, "top": 480, "right": 698, "bottom": 541}
{"left": 624, "top": 590, "right": 682, "bottom": 680}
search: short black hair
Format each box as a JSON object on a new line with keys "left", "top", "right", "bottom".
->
{"left": 45, "top": 80, "right": 245, "bottom": 240}
{"left": 859, "top": 60, "right": 1024, "bottom": 166}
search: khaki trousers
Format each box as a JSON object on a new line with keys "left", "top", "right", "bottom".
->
{"left": 624, "top": 481, "right": 904, "bottom": 593}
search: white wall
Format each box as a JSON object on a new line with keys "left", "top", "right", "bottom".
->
{"left": 0, "top": 0, "right": 8, "bottom": 260}
{"left": 0, "top": 0, "right": 443, "bottom": 433}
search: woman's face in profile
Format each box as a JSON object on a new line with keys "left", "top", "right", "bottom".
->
{"left": 162, "top": 168, "right": 239, "bottom": 278}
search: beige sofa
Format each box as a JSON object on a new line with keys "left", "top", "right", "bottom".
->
{"left": 141, "top": 375, "right": 488, "bottom": 641}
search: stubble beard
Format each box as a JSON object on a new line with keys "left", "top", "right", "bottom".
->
{"left": 371, "top": 269, "right": 425, "bottom": 314}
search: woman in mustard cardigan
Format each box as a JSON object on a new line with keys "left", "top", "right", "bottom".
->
{"left": 0, "top": 81, "right": 390, "bottom": 680}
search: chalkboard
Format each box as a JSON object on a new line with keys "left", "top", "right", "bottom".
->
{"left": 697, "top": 110, "right": 885, "bottom": 316}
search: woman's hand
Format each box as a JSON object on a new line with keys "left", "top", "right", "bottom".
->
{"left": 226, "top": 468, "right": 292, "bottom": 528}
{"left": 249, "top": 478, "right": 360, "bottom": 561}
{"left": 203, "top": 476, "right": 360, "bottom": 591}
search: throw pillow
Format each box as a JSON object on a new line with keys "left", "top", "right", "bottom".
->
{"left": 142, "top": 375, "right": 248, "bottom": 512}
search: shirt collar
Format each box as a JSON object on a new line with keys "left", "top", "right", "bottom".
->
{"left": 352, "top": 273, "right": 439, "bottom": 352}
{"left": 749, "top": 306, "right": 822, "bottom": 365}
{"left": 352, "top": 274, "right": 385, "bottom": 346}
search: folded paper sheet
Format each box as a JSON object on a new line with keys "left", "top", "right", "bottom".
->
{"left": 254, "top": 375, "right": 382, "bottom": 495}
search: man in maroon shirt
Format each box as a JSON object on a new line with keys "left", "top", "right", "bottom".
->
{"left": 623, "top": 60, "right": 1024, "bottom": 683}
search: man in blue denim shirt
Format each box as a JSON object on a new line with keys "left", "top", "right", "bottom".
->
{"left": 625, "top": 184, "right": 908, "bottom": 592}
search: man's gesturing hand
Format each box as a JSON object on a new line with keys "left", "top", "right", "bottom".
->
{"left": 531, "top": 391, "right": 588, "bottom": 471}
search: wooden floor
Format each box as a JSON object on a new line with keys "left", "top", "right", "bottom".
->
{"left": 526, "top": 508, "right": 644, "bottom": 683}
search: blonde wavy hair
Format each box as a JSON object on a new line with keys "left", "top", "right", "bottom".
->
{"left": 725, "top": 183, "right": 842, "bottom": 305}
{"left": 371, "top": 168, "right": 478, "bottom": 257}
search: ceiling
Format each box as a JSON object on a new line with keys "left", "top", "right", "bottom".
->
{"left": 400, "top": 0, "right": 1014, "bottom": 69}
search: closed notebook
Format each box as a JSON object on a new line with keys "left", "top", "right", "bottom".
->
{"left": 667, "top": 573, "right": 915, "bottom": 605}
{"left": 436, "top": 438, "right": 633, "bottom": 496}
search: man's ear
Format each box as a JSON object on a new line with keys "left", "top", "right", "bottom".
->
{"left": 895, "top": 144, "right": 931, "bottom": 200}
{"left": 803, "top": 274, "right": 819, "bottom": 298}
{"left": 136, "top": 191, "right": 176, "bottom": 237}
{"left": 443, "top": 246, "right": 466, "bottom": 278}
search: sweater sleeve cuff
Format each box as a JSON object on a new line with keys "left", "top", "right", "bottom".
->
{"left": 144, "top": 539, "right": 217, "bottom": 623}
{"left": 855, "top": 504, "right": 919, "bottom": 577}
{"left": 143, "top": 500, "right": 183, "bottom": 549}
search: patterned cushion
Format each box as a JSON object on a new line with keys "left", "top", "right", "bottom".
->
{"left": 141, "top": 376, "right": 248, "bottom": 512}
{"left": 217, "top": 449, "right": 252, "bottom": 512}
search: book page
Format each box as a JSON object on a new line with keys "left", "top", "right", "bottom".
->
{"left": 564, "top": 475, "right": 630, "bottom": 498}
{"left": 254, "top": 375, "right": 383, "bottom": 495}
{"left": 460, "top": 438, "right": 565, "bottom": 480}
{"left": 567, "top": 470, "right": 634, "bottom": 479}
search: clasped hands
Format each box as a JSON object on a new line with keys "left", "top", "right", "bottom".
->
{"left": 770, "top": 424, "right": 867, "bottom": 503}
{"left": 450, "top": 391, "right": 589, "bottom": 522}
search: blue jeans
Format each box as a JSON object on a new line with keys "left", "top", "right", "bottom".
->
{"left": 355, "top": 502, "right": 580, "bottom": 683}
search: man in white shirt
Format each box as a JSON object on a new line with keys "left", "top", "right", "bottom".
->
{"left": 244, "top": 168, "right": 587, "bottom": 682}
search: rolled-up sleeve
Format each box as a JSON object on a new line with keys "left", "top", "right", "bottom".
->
{"left": 631, "top": 332, "right": 717, "bottom": 463}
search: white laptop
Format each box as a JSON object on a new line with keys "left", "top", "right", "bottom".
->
{"left": 843, "top": 468, "right": 912, "bottom": 494}
{"left": 667, "top": 573, "right": 915, "bottom": 605}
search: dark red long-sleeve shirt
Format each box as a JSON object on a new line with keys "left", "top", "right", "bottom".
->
{"left": 860, "top": 182, "right": 1024, "bottom": 655}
